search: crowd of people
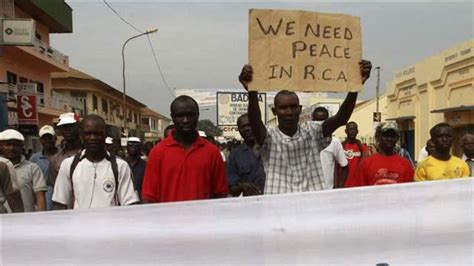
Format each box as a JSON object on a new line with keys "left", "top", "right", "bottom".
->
{"left": 0, "top": 61, "right": 472, "bottom": 213}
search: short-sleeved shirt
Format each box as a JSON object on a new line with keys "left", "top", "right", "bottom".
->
{"left": 343, "top": 141, "right": 367, "bottom": 186}
{"left": 320, "top": 137, "right": 348, "bottom": 189}
{"left": 13, "top": 156, "right": 47, "bottom": 212}
{"left": 0, "top": 161, "right": 17, "bottom": 213}
{"left": 261, "top": 121, "right": 331, "bottom": 195}
{"left": 141, "top": 134, "right": 228, "bottom": 203}
{"left": 462, "top": 154, "right": 473, "bottom": 176}
{"left": 48, "top": 146, "right": 82, "bottom": 187}
{"left": 30, "top": 151, "right": 52, "bottom": 182}
{"left": 414, "top": 155, "right": 470, "bottom": 181}
{"left": 227, "top": 143, "right": 265, "bottom": 190}
{"left": 52, "top": 151, "right": 139, "bottom": 209}
{"left": 345, "top": 153, "right": 414, "bottom": 187}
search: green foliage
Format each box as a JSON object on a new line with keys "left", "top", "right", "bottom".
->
{"left": 197, "top": 120, "right": 222, "bottom": 137}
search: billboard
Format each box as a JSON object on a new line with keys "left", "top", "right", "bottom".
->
{"left": 217, "top": 91, "right": 267, "bottom": 138}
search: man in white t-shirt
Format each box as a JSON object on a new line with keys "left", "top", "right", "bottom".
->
{"left": 53, "top": 115, "right": 139, "bottom": 209}
{"left": 312, "top": 107, "right": 348, "bottom": 189}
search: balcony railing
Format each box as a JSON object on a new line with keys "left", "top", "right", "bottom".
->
{"left": 32, "top": 38, "right": 69, "bottom": 66}
{"left": 36, "top": 92, "right": 83, "bottom": 113}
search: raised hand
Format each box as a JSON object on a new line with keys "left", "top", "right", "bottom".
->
{"left": 238, "top": 64, "right": 253, "bottom": 91}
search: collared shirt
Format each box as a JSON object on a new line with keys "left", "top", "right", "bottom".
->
{"left": 30, "top": 151, "right": 51, "bottom": 180}
{"left": 462, "top": 154, "right": 473, "bottom": 176}
{"left": 48, "top": 146, "right": 82, "bottom": 187}
{"left": 227, "top": 143, "right": 265, "bottom": 190}
{"left": 142, "top": 134, "right": 228, "bottom": 203}
{"left": 13, "top": 156, "right": 47, "bottom": 212}
{"left": 0, "top": 157, "right": 19, "bottom": 213}
{"left": 128, "top": 157, "right": 146, "bottom": 197}
{"left": 53, "top": 151, "right": 139, "bottom": 209}
{"left": 261, "top": 121, "right": 331, "bottom": 195}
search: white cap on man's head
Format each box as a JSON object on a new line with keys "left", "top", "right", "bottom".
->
{"left": 198, "top": 131, "right": 207, "bottom": 137}
{"left": 105, "top": 137, "right": 113, "bottom": 144}
{"left": 127, "top": 137, "right": 141, "bottom": 143}
{"left": 0, "top": 129, "right": 25, "bottom": 141}
{"left": 57, "top": 112, "right": 79, "bottom": 126}
{"left": 39, "top": 125, "right": 55, "bottom": 137}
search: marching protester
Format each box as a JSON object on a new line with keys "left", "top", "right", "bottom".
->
{"left": 48, "top": 113, "right": 83, "bottom": 197}
{"left": 415, "top": 123, "right": 470, "bottom": 181}
{"left": 312, "top": 107, "right": 348, "bottom": 189}
{"left": 0, "top": 131, "right": 24, "bottom": 213}
{"left": 345, "top": 122, "right": 414, "bottom": 187}
{"left": 30, "top": 125, "right": 58, "bottom": 210}
{"left": 53, "top": 115, "right": 139, "bottom": 209}
{"left": 460, "top": 133, "right": 473, "bottom": 176}
{"left": 126, "top": 137, "right": 146, "bottom": 199}
{"left": 227, "top": 114, "right": 265, "bottom": 197}
{"left": 238, "top": 60, "right": 372, "bottom": 194}
{"left": 342, "top": 121, "right": 368, "bottom": 187}
{"left": 418, "top": 139, "right": 436, "bottom": 163}
{"left": 0, "top": 129, "right": 47, "bottom": 212}
{"left": 141, "top": 95, "right": 228, "bottom": 203}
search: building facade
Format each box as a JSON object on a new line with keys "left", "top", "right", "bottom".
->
{"left": 51, "top": 68, "right": 146, "bottom": 139}
{"left": 0, "top": 0, "right": 73, "bottom": 150}
{"left": 141, "top": 107, "right": 171, "bottom": 143}
{"left": 386, "top": 39, "right": 473, "bottom": 159}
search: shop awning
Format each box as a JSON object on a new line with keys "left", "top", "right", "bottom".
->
{"left": 431, "top": 105, "right": 474, "bottom": 113}
{"left": 386, "top": 115, "right": 415, "bottom": 121}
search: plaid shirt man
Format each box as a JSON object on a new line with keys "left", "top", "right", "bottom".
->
{"left": 261, "top": 121, "right": 331, "bottom": 194}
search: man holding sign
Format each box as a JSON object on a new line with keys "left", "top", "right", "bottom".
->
{"left": 238, "top": 9, "right": 372, "bottom": 194}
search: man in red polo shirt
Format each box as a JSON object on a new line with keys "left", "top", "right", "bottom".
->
{"left": 141, "top": 95, "right": 228, "bottom": 203}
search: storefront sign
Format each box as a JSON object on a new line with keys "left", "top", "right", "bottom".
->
{"left": 217, "top": 91, "right": 266, "bottom": 126}
{"left": 1, "top": 19, "right": 35, "bottom": 46}
{"left": 17, "top": 95, "right": 38, "bottom": 125}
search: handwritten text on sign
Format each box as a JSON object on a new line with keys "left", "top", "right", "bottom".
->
{"left": 249, "top": 9, "right": 362, "bottom": 92}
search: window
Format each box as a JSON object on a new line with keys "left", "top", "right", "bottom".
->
{"left": 92, "top": 95, "right": 98, "bottom": 110}
{"left": 36, "top": 82, "right": 44, "bottom": 106}
{"left": 102, "top": 98, "right": 108, "bottom": 114}
{"left": 134, "top": 113, "right": 138, "bottom": 124}
{"left": 19, "top": 77, "right": 28, "bottom": 83}
{"left": 6, "top": 72, "right": 17, "bottom": 84}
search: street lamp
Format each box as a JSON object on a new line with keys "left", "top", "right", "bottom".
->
{"left": 375, "top": 66, "right": 381, "bottom": 113}
{"left": 121, "top": 28, "right": 158, "bottom": 136}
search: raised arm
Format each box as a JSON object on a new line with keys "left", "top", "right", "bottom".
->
{"left": 322, "top": 60, "right": 372, "bottom": 137}
{"left": 239, "top": 65, "right": 267, "bottom": 146}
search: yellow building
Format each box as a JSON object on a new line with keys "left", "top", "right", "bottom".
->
{"left": 52, "top": 68, "right": 146, "bottom": 138}
{"left": 141, "top": 107, "right": 171, "bottom": 143}
{"left": 0, "top": 0, "right": 73, "bottom": 150}
{"left": 386, "top": 39, "right": 473, "bottom": 159}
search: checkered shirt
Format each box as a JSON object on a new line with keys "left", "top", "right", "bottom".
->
{"left": 261, "top": 121, "right": 331, "bottom": 195}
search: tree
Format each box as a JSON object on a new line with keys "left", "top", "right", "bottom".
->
{"left": 197, "top": 119, "right": 222, "bottom": 137}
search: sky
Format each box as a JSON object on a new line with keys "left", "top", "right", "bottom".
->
{"left": 51, "top": 1, "right": 473, "bottom": 122}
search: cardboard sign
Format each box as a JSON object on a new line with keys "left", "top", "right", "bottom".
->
{"left": 249, "top": 9, "right": 362, "bottom": 92}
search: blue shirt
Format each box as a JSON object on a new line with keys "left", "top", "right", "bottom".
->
{"left": 30, "top": 151, "right": 50, "bottom": 182}
{"left": 227, "top": 143, "right": 265, "bottom": 190}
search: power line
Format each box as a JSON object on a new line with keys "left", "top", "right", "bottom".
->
{"left": 103, "top": 0, "right": 143, "bottom": 34}
{"left": 146, "top": 35, "right": 175, "bottom": 98}
{"left": 102, "top": 0, "right": 175, "bottom": 99}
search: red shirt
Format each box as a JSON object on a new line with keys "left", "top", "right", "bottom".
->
{"left": 142, "top": 135, "right": 228, "bottom": 203}
{"left": 343, "top": 141, "right": 367, "bottom": 185}
{"left": 345, "top": 153, "right": 414, "bottom": 187}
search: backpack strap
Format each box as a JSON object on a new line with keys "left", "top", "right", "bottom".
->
{"left": 69, "top": 151, "right": 84, "bottom": 199}
{"left": 105, "top": 153, "right": 120, "bottom": 205}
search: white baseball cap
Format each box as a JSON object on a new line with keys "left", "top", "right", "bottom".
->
{"left": 127, "top": 137, "right": 141, "bottom": 143}
{"left": 57, "top": 112, "right": 79, "bottom": 126}
{"left": 105, "top": 137, "right": 113, "bottom": 144}
{"left": 198, "top": 131, "right": 206, "bottom": 137}
{"left": 0, "top": 129, "right": 25, "bottom": 141}
{"left": 39, "top": 125, "right": 55, "bottom": 137}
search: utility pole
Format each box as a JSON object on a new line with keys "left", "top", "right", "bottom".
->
{"left": 376, "top": 66, "right": 381, "bottom": 113}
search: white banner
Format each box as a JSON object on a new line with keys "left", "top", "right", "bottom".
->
{"left": 217, "top": 91, "right": 267, "bottom": 126}
{"left": 1, "top": 179, "right": 472, "bottom": 264}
